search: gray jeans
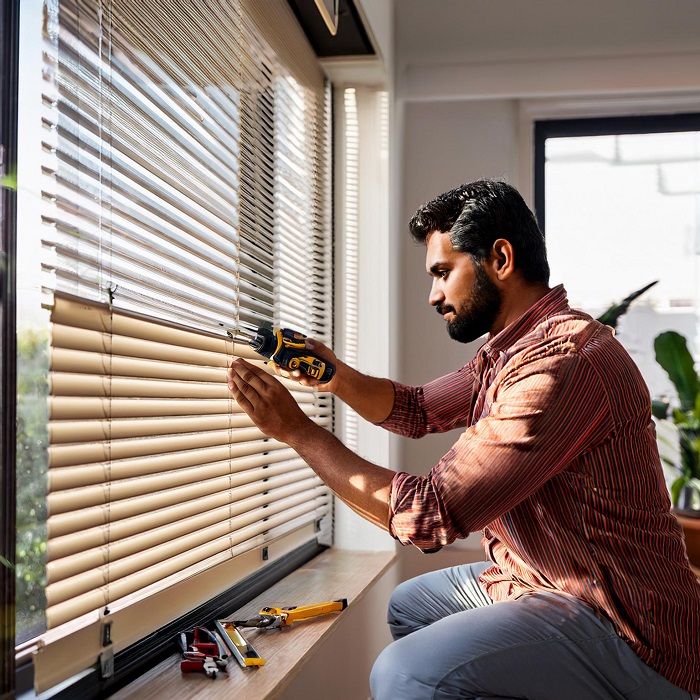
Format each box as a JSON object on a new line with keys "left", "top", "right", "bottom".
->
{"left": 370, "top": 562, "right": 693, "bottom": 700}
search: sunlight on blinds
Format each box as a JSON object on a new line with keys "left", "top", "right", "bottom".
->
{"left": 30, "top": 0, "right": 333, "bottom": 690}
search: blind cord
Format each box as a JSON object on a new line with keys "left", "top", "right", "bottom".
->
{"left": 98, "top": 0, "right": 115, "bottom": 616}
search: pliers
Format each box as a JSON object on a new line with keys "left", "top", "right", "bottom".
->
{"left": 177, "top": 626, "right": 228, "bottom": 678}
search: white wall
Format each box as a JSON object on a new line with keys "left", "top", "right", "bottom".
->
{"left": 396, "top": 98, "right": 519, "bottom": 486}
{"left": 395, "top": 0, "right": 700, "bottom": 68}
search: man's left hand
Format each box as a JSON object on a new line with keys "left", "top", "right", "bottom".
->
{"left": 227, "top": 358, "right": 312, "bottom": 445}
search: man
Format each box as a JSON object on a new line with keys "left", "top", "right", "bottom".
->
{"left": 228, "top": 179, "right": 700, "bottom": 699}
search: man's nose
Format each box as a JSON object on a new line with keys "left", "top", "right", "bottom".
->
{"left": 429, "top": 280, "right": 443, "bottom": 307}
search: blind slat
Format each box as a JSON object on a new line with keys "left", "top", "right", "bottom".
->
{"left": 49, "top": 407, "right": 328, "bottom": 443}
{"left": 49, "top": 372, "right": 318, "bottom": 401}
{"left": 45, "top": 500, "right": 329, "bottom": 628}
{"left": 46, "top": 491, "right": 329, "bottom": 604}
{"left": 50, "top": 325, "right": 251, "bottom": 365}
{"left": 49, "top": 408, "right": 329, "bottom": 468}
{"left": 48, "top": 440, "right": 288, "bottom": 508}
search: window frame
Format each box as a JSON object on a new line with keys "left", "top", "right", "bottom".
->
{"left": 533, "top": 112, "right": 700, "bottom": 232}
{"left": 1, "top": 0, "right": 20, "bottom": 695}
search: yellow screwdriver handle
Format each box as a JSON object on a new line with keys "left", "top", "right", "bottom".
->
{"left": 261, "top": 598, "right": 347, "bottom": 626}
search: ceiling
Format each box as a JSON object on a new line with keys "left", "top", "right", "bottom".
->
{"left": 396, "top": 0, "right": 700, "bottom": 67}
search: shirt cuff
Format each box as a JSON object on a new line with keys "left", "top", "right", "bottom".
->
{"left": 376, "top": 381, "right": 424, "bottom": 438}
{"left": 387, "top": 470, "right": 412, "bottom": 543}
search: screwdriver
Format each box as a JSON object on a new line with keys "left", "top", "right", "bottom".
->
{"left": 224, "top": 324, "right": 336, "bottom": 383}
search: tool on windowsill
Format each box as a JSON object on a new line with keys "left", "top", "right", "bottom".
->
{"left": 215, "top": 619, "right": 265, "bottom": 668}
{"left": 176, "top": 626, "right": 228, "bottom": 679}
{"left": 232, "top": 598, "right": 348, "bottom": 629}
{"left": 222, "top": 322, "right": 336, "bottom": 383}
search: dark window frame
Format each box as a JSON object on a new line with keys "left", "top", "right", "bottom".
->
{"left": 1, "top": 0, "right": 20, "bottom": 696}
{"left": 534, "top": 112, "right": 700, "bottom": 234}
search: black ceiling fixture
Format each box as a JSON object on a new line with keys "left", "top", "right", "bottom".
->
{"left": 287, "top": 0, "right": 375, "bottom": 57}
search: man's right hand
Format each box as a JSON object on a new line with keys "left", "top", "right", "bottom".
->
{"left": 270, "top": 337, "right": 339, "bottom": 392}
{"left": 271, "top": 338, "right": 395, "bottom": 425}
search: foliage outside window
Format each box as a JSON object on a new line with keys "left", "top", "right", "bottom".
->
{"left": 16, "top": 327, "right": 49, "bottom": 643}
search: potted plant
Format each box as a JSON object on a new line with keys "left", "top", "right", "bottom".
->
{"left": 654, "top": 330, "right": 700, "bottom": 565}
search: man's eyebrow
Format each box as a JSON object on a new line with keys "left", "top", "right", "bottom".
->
{"left": 429, "top": 261, "right": 448, "bottom": 275}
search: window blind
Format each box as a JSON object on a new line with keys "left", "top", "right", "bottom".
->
{"left": 46, "top": 295, "right": 330, "bottom": 628}
{"left": 31, "top": 0, "right": 333, "bottom": 690}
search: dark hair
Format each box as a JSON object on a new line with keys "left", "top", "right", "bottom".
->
{"left": 408, "top": 179, "right": 550, "bottom": 285}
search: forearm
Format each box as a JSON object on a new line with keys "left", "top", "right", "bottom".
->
{"left": 228, "top": 357, "right": 395, "bottom": 531}
{"left": 286, "top": 421, "right": 394, "bottom": 531}
{"left": 330, "top": 359, "right": 396, "bottom": 425}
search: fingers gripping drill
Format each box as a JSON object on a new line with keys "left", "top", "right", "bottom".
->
{"left": 224, "top": 323, "right": 335, "bottom": 383}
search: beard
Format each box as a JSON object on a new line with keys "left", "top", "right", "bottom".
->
{"left": 439, "top": 264, "right": 502, "bottom": 343}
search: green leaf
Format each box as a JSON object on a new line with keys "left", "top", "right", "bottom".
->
{"left": 1, "top": 170, "right": 17, "bottom": 191}
{"left": 651, "top": 397, "right": 669, "bottom": 420}
{"left": 654, "top": 331, "right": 700, "bottom": 413}
{"left": 0, "top": 555, "right": 13, "bottom": 570}
{"left": 672, "top": 407, "right": 691, "bottom": 426}
{"left": 670, "top": 475, "right": 688, "bottom": 507}
{"left": 694, "top": 392, "right": 700, "bottom": 425}
{"left": 679, "top": 428, "right": 700, "bottom": 479}
{"left": 596, "top": 281, "right": 658, "bottom": 329}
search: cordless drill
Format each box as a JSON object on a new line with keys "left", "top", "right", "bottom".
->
{"left": 228, "top": 325, "right": 336, "bottom": 383}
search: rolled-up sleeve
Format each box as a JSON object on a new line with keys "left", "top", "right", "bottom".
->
{"left": 389, "top": 471, "right": 460, "bottom": 551}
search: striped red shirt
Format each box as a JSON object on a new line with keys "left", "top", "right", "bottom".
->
{"left": 383, "top": 285, "right": 700, "bottom": 693}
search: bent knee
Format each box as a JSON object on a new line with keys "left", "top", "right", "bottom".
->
{"left": 370, "top": 640, "right": 426, "bottom": 700}
{"left": 387, "top": 577, "right": 415, "bottom": 618}
{"left": 386, "top": 579, "right": 425, "bottom": 639}
{"left": 370, "top": 643, "right": 399, "bottom": 700}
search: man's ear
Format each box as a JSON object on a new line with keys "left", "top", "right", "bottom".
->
{"left": 488, "top": 238, "right": 515, "bottom": 281}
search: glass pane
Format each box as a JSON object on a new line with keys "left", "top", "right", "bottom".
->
{"left": 16, "top": 0, "right": 48, "bottom": 643}
{"left": 545, "top": 129, "right": 700, "bottom": 403}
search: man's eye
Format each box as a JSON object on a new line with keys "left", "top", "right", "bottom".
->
{"left": 439, "top": 270, "right": 449, "bottom": 279}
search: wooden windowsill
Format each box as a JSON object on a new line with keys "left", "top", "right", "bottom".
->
{"left": 111, "top": 548, "right": 397, "bottom": 700}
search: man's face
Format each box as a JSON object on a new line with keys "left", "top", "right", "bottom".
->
{"left": 426, "top": 231, "right": 502, "bottom": 343}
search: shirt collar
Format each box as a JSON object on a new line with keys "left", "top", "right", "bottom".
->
{"left": 482, "top": 284, "right": 569, "bottom": 357}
